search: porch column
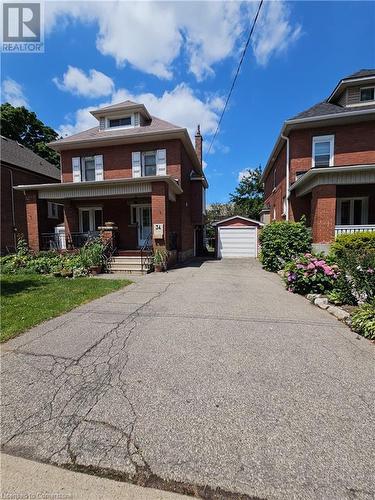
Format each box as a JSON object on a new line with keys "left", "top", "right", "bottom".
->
{"left": 311, "top": 185, "right": 336, "bottom": 243}
{"left": 25, "top": 190, "right": 39, "bottom": 252}
{"left": 151, "top": 182, "right": 168, "bottom": 248}
{"left": 64, "top": 201, "right": 79, "bottom": 241}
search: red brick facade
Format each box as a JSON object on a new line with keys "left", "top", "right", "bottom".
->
{"left": 57, "top": 137, "right": 204, "bottom": 259}
{"left": 1, "top": 164, "right": 63, "bottom": 253}
{"left": 264, "top": 121, "right": 375, "bottom": 243}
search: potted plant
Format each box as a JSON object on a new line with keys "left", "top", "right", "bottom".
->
{"left": 153, "top": 247, "right": 169, "bottom": 272}
{"left": 80, "top": 239, "right": 104, "bottom": 275}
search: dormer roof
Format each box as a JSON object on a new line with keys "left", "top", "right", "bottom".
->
{"left": 328, "top": 69, "right": 375, "bottom": 103}
{"left": 90, "top": 100, "right": 151, "bottom": 120}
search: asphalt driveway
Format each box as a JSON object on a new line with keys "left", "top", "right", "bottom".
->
{"left": 1, "top": 259, "right": 374, "bottom": 499}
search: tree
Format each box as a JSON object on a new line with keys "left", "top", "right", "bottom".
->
{"left": 229, "top": 166, "right": 264, "bottom": 220}
{"left": 0, "top": 103, "right": 60, "bottom": 167}
{"left": 205, "top": 202, "right": 235, "bottom": 238}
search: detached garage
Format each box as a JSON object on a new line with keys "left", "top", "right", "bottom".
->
{"left": 213, "top": 216, "right": 263, "bottom": 259}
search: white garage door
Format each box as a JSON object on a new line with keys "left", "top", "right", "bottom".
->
{"left": 218, "top": 226, "right": 257, "bottom": 258}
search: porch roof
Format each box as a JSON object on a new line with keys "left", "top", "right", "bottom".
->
{"left": 14, "top": 175, "right": 183, "bottom": 202}
{"left": 290, "top": 164, "right": 375, "bottom": 197}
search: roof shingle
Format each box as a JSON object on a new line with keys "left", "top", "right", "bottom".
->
{"left": 1, "top": 136, "right": 60, "bottom": 180}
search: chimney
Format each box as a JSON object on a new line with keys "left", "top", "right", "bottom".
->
{"left": 195, "top": 124, "right": 203, "bottom": 166}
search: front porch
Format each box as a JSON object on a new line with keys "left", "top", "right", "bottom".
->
{"left": 16, "top": 176, "right": 183, "bottom": 257}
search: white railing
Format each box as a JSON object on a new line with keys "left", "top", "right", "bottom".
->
{"left": 335, "top": 225, "right": 375, "bottom": 236}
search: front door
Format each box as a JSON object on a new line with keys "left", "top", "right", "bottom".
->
{"left": 136, "top": 205, "right": 151, "bottom": 247}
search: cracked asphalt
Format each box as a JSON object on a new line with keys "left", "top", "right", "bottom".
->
{"left": 1, "top": 258, "right": 374, "bottom": 499}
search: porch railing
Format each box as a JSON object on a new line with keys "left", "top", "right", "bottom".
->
{"left": 335, "top": 225, "right": 375, "bottom": 236}
{"left": 40, "top": 232, "right": 100, "bottom": 251}
{"left": 140, "top": 231, "right": 153, "bottom": 273}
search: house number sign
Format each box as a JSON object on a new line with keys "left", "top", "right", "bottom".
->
{"left": 153, "top": 223, "right": 164, "bottom": 239}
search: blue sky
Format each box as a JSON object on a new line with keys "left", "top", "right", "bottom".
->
{"left": 2, "top": 1, "right": 375, "bottom": 203}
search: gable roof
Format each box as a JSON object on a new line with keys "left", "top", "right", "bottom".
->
{"left": 290, "top": 100, "right": 375, "bottom": 120}
{"left": 1, "top": 136, "right": 60, "bottom": 180}
{"left": 212, "top": 216, "right": 263, "bottom": 226}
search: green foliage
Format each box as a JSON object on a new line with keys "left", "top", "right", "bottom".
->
{"left": 283, "top": 254, "right": 339, "bottom": 295}
{"left": 0, "top": 103, "right": 60, "bottom": 167}
{"left": 327, "top": 274, "right": 357, "bottom": 306}
{"left": 0, "top": 239, "right": 106, "bottom": 276}
{"left": 79, "top": 239, "right": 105, "bottom": 268}
{"left": 229, "top": 166, "right": 264, "bottom": 220}
{"left": 351, "top": 300, "right": 375, "bottom": 340}
{"left": 15, "top": 235, "right": 30, "bottom": 256}
{"left": 330, "top": 231, "right": 375, "bottom": 261}
{"left": 153, "top": 247, "right": 169, "bottom": 267}
{"left": 205, "top": 202, "right": 236, "bottom": 239}
{"left": 259, "top": 218, "right": 312, "bottom": 272}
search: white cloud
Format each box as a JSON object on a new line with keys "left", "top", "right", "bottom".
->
{"left": 57, "top": 83, "right": 224, "bottom": 141}
{"left": 53, "top": 66, "right": 114, "bottom": 98}
{"left": 1, "top": 78, "right": 28, "bottom": 107}
{"left": 45, "top": 1, "right": 301, "bottom": 80}
{"left": 251, "top": 1, "right": 302, "bottom": 66}
{"left": 238, "top": 169, "right": 252, "bottom": 182}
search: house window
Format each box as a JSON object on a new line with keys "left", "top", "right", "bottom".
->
{"left": 81, "top": 157, "right": 96, "bottom": 181}
{"left": 312, "top": 135, "right": 334, "bottom": 168}
{"left": 47, "top": 202, "right": 59, "bottom": 219}
{"left": 273, "top": 168, "right": 277, "bottom": 190}
{"left": 202, "top": 187, "right": 206, "bottom": 215}
{"left": 360, "top": 87, "right": 375, "bottom": 102}
{"left": 108, "top": 116, "right": 132, "bottom": 128}
{"left": 79, "top": 207, "right": 103, "bottom": 233}
{"left": 273, "top": 205, "right": 276, "bottom": 220}
{"left": 142, "top": 151, "right": 157, "bottom": 176}
{"left": 336, "top": 198, "right": 368, "bottom": 226}
{"left": 282, "top": 196, "right": 287, "bottom": 216}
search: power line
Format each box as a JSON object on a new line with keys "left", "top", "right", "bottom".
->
{"left": 207, "top": 0, "right": 264, "bottom": 155}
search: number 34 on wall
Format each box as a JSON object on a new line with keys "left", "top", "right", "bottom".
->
{"left": 153, "top": 223, "right": 164, "bottom": 239}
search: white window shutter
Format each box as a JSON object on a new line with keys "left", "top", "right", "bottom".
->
{"left": 132, "top": 152, "right": 141, "bottom": 178}
{"left": 156, "top": 149, "right": 167, "bottom": 176}
{"left": 72, "top": 157, "right": 81, "bottom": 182}
{"left": 94, "top": 155, "right": 104, "bottom": 181}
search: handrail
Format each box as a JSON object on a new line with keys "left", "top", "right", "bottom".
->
{"left": 140, "top": 231, "right": 153, "bottom": 273}
{"left": 102, "top": 236, "right": 117, "bottom": 272}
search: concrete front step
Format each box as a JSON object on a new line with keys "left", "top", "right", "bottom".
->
{"left": 109, "top": 255, "right": 151, "bottom": 274}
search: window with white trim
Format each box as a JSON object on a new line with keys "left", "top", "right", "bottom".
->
{"left": 360, "top": 87, "right": 375, "bottom": 102}
{"left": 47, "top": 202, "right": 59, "bottom": 219}
{"left": 282, "top": 196, "right": 287, "bottom": 216}
{"left": 336, "top": 198, "right": 368, "bottom": 226}
{"left": 81, "top": 157, "right": 96, "bottom": 181}
{"left": 142, "top": 151, "right": 157, "bottom": 176}
{"left": 312, "top": 135, "right": 334, "bottom": 168}
{"left": 108, "top": 116, "right": 132, "bottom": 128}
{"left": 79, "top": 207, "right": 103, "bottom": 233}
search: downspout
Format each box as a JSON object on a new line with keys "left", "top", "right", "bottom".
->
{"left": 5, "top": 166, "right": 17, "bottom": 248}
{"left": 281, "top": 133, "right": 290, "bottom": 221}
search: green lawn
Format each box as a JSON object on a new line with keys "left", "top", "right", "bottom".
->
{"left": 1, "top": 274, "right": 131, "bottom": 342}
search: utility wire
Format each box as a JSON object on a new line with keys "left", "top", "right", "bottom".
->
{"left": 207, "top": 0, "right": 264, "bottom": 154}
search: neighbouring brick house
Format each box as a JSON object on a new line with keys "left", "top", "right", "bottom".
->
{"left": 1, "top": 136, "right": 63, "bottom": 253}
{"left": 16, "top": 101, "right": 207, "bottom": 268}
{"left": 261, "top": 69, "right": 375, "bottom": 251}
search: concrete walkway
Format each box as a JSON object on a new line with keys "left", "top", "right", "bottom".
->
{"left": 1, "top": 259, "right": 374, "bottom": 499}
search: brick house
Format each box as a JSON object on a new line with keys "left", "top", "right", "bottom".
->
{"left": 1, "top": 136, "right": 62, "bottom": 253}
{"left": 261, "top": 69, "right": 375, "bottom": 251}
{"left": 16, "top": 101, "right": 207, "bottom": 268}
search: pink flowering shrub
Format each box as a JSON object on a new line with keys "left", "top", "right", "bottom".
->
{"left": 283, "top": 254, "right": 339, "bottom": 295}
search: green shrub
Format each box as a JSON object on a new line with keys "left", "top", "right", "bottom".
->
{"left": 327, "top": 274, "right": 357, "bottom": 306}
{"left": 259, "top": 218, "right": 312, "bottom": 272}
{"left": 351, "top": 300, "right": 375, "bottom": 340}
{"left": 79, "top": 239, "right": 105, "bottom": 268}
{"left": 330, "top": 231, "right": 375, "bottom": 261}
{"left": 283, "top": 253, "right": 338, "bottom": 295}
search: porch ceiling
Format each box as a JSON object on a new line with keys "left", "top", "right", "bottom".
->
{"left": 290, "top": 164, "right": 375, "bottom": 197}
{"left": 13, "top": 175, "right": 183, "bottom": 202}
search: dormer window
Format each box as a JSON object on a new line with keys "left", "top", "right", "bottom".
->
{"left": 360, "top": 87, "right": 375, "bottom": 102}
{"left": 108, "top": 116, "right": 132, "bottom": 128}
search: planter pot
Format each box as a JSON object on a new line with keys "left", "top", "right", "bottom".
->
{"left": 90, "top": 265, "right": 102, "bottom": 275}
{"left": 154, "top": 264, "right": 164, "bottom": 272}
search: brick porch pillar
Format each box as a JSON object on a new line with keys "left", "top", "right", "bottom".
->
{"left": 151, "top": 182, "right": 168, "bottom": 248}
{"left": 311, "top": 185, "right": 336, "bottom": 243}
{"left": 25, "top": 190, "right": 39, "bottom": 252}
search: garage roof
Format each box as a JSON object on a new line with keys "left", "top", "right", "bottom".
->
{"left": 213, "top": 216, "right": 263, "bottom": 226}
